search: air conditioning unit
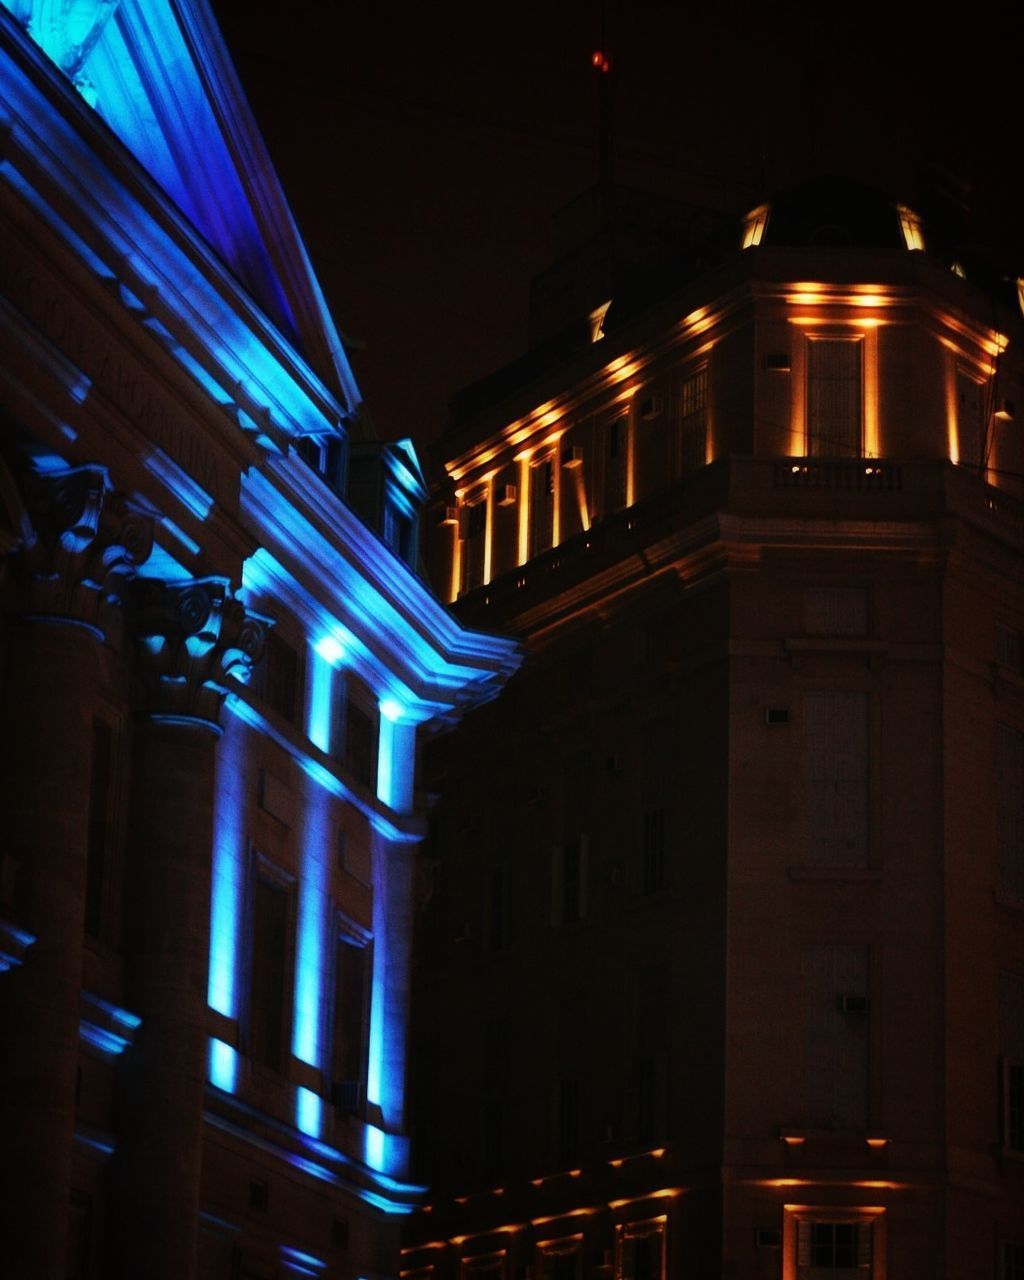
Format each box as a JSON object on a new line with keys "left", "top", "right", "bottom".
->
{"left": 605, "top": 753, "right": 623, "bottom": 774}
{"left": 563, "top": 444, "right": 585, "bottom": 469}
{"left": 838, "top": 993, "right": 869, "bottom": 1014}
{"left": 453, "top": 921, "right": 474, "bottom": 943}
{"left": 526, "top": 784, "right": 547, "bottom": 806}
{"left": 497, "top": 483, "right": 518, "bottom": 506}
{"left": 332, "top": 1080, "right": 364, "bottom": 1113}
{"left": 994, "top": 396, "right": 1016, "bottom": 421}
{"left": 639, "top": 395, "right": 663, "bottom": 420}
{"left": 437, "top": 505, "right": 458, "bottom": 526}
{"left": 764, "top": 352, "right": 791, "bottom": 370}
{"left": 764, "top": 707, "right": 790, "bottom": 726}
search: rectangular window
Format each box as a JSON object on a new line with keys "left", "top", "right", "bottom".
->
{"left": 642, "top": 807, "right": 666, "bottom": 894}
{"left": 461, "top": 497, "right": 487, "bottom": 594}
{"left": 1003, "top": 1240, "right": 1024, "bottom": 1280}
{"left": 461, "top": 1253, "right": 506, "bottom": 1280}
{"left": 343, "top": 685, "right": 376, "bottom": 789}
{"left": 956, "top": 367, "right": 986, "bottom": 469}
{"left": 481, "top": 1098, "right": 503, "bottom": 1181}
{"left": 803, "top": 944, "right": 869, "bottom": 1129}
{"left": 248, "top": 873, "right": 290, "bottom": 1072}
{"left": 678, "top": 366, "right": 708, "bottom": 473}
{"left": 804, "top": 691, "right": 869, "bottom": 867}
{"left": 807, "top": 338, "right": 862, "bottom": 457}
{"left": 487, "top": 863, "right": 511, "bottom": 951}
{"left": 556, "top": 1077, "right": 581, "bottom": 1164}
{"left": 538, "top": 1238, "right": 582, "bottom": 1280}
{"left": 85, "top": 719, "right": 113, "bottom": 938}
{"left": 553, "top": 838, "right": 587, "bottom": 925}
{"left": 805, "top": 587, "right": 868, "bottom": 637}
{"left": 1000, "top": 971, "right": 1024, "bottom": 1151}
{"left": 530, "top": 456, "right": 555, "bottom": 556}
{"left": 799, "top": 1220, "right": 872, "bottom": 1271}
{"left": 605, "top": 415, "right": 629, "bottom": 513}
{"left": 332, "top": 934, "right": 371, "bottom": 1113}
{"left": 256, "top": 629, "right": 300, "bottom": 725}
{"left": 616, "top": 1218, "right": 666, "bottom": 1280}
{"left": 997, "top": 724, "right": 1024, "bottom": 902}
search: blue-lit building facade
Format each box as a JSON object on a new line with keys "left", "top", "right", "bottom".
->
{"left": 0, "top": 3, "right": 519, "bottom": 1277}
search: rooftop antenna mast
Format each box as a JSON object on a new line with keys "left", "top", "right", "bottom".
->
{"left": 591, "top": 0, "right": 614, "bottom": 189}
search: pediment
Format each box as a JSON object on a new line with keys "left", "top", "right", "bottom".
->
{"left": 2, "top": 0, "right": 359, "bottom": 412}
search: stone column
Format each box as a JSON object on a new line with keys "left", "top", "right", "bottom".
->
{"left": 0, "top": 466, "right": 151, "bottom": 1280}
{"left": 108, "top": 578, "right": 264, "bottom": 1280}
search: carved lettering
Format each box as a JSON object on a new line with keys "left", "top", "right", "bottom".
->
{"left": 0, "top": 221, "right": 226, "bottom": 503}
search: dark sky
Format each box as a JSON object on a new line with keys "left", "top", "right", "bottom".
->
{"left": 211, "top": 1, "right": 1023, "bottom": 457}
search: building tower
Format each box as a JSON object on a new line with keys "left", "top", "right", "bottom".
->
{"left": 0, "top": 3, "right": 519, "bottom": 1277}
{"left": 404, "top": 179, "right": 1024, "bottom": 1280}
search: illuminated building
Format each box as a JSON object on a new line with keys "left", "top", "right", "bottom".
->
{"left": 405, "top": 179, "right": 1024, "bottom": 1279}
{"left": 0, "top": 2, "right": 518, "bottom": 1278}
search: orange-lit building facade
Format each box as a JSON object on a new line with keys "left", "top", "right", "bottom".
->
{"left": 404, "top": 183, "right": 1024, "bottom": 1279}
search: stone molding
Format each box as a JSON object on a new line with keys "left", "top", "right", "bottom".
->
{"left": 133, "top": 576, "right": 267, "bottom": 728}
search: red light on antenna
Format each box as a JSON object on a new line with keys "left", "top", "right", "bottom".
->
{"left": 591, "top": 49, "right": 611, "bottom": 73}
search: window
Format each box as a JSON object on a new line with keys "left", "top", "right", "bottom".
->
{"left": 804, "top": 691, "right": 869, "bottom": 868}
{"left": 956, "top": 367, "right": 987, "bottom": 470}
{"left": 553, "top": 837, "right": 587, "bottom": 924}
{"left": 996, "top": 724, "right": 1024, "bottom": 901}
{"left": 785, "top": 1208, "right": 883, "bottom": 1280}
{"left": 642, "top": 808, "right": 666, "bottom": 894}
{"left": 460, "top": 496, "right": 487, "bottom": 593}
{"left": 85, "top": 719, "right": 114, "bottom": 938}
{"left": 332, "top": 933, "right": 371, "bottom": 1114}
{"left": 255, "top": 629, "right": 300, "bottom": 725}
{"left": 248, "top": 867, "right": 291, "bottom": 1072}
{"left": 805, "top": 588, "right": 868, "bottom": 637}
{"left": 616, "top": 1218, "right": 666, "bottom": 1280}
{"left": 800, "top": 1221, "right": 871, "bottom": 1271}
{"left": 807, "top": 338, "right": 862, "bottom": 456}
{"left": 461, "top": 1252, "right": 505, "bottom": 1280}
{"left": 1000, "top": 971, "right": 1024, "bottom": 1151}
{"left": 556, "top": 1077, "right": 581, "bottom": 1164}
{"left": 803, "top": 944, "right": 870, "bottom": 1129}
{"left": 605, "top": 414, "right": 628, "bottom": 514}
{"left": 678, "top": 366, "right": 708, "bottom": 474}
{"left": 343, "top": 681, "right": 376, "bottom": 789}
{"left": 530, "top": 455, "right": 556, "bottom": 555}
{"left": 537, "top": 1237, "right": 582, "bottom": 1280}
{"left": 487, "top": 863, "right": 511, "bottom": 951}
{"left": 481, "top": 1098, "right": 503, "bottom": 1181}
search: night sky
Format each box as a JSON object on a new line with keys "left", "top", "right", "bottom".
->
{"left": 211, "top": 1, "right": 1023, "bottom": 462}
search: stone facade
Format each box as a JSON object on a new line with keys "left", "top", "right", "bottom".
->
{"left": 0, "top": 3, "right": 518, "bottom": 1277}
{"left": 407, "top": 182, "right": 1024, "bottom": 1279}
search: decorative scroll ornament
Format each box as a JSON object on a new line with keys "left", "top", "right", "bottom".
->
{"left": 18, "top": 465, "right": 154, "bottom": 633}
{"left": 133, "top": 577, "right": 269, "bottom": 729}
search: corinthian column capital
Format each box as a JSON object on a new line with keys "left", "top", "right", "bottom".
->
{"left": 17, "top": 466, "right": 154, "bottom": 633}
{"left": 134, "top": 577, "right": 268, "bottom": 729}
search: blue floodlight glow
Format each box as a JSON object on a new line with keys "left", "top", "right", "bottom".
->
{"left": 378, "top": 697, "right": 402, "bottom": 723}
{"left": 208, "top": 1037, "right": 239, "bottom": 1093}
{"left": 314, "top": 633, "right": 346, "bottom": 667}
{"left": 143, "top": 448, "right": 213, "bottom": 520}
{"left": 280, "top": 1245, "right": 326, "bottom": 1276}
{"left": 376, "top": 717, "right": 415, "bottom": 815}
{"left": 364, "top": 1124, "right": 385, "bottom": 1173}
{"left": 306, "top": 642, "right": 335, "bottom": 754}
{"left": 208, "top": 717, "right": 247, "bottom": 1028}
{"left": 292, "top": 775, "right": 329, "bottom": 1068}
{"left": 296, "top": 1086, "right": 323, "bottom": 1139}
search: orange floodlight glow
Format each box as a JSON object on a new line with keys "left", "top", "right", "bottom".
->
{"left": 608, "top": 1188, "right": 682, "bottom": 1210}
